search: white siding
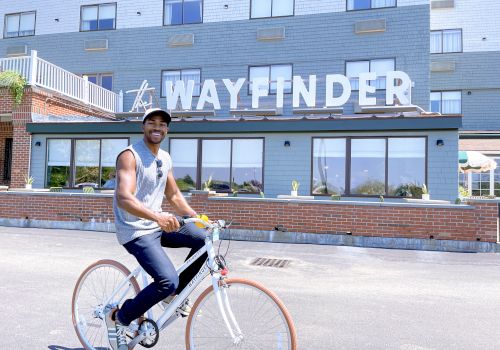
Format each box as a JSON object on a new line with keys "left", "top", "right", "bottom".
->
{"left": 431, "top": 0, "right": 500, "bottom": 52}
{"left": 1, "top": 0, "right": 430, "bottom": 35}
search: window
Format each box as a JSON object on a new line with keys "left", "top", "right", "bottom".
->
{"left": 251, "top": 0, "right": 294, "bottom": 18}
{"left": 430, "top": 91, "right": 461, "bottom": 114}
{"left": 169, "top": 138, "right": 264, "bottom": 193}
{"left": 4, "top": 11, "right": 36, "bottom": 38}
{"left": 46, "top": 138, "right": 128, "bottom": 188}
{"left": 170, "top": 139, "right": 198, "bottom": 191}
{"left": 347, "top": 0, "right": 396, "bottom": 11}
{"left": 461, "top": 156, "right": 500, "bottom": 197}
{"left": 312, "top": 137, "right": 426, "bottom": 197}
{"left": 249, "top": 64, "right": 292, "bottom": 94}
{"left": 346, "top": 59, "right": 395, "bottom": 90}
{"left": 83, "top": 73, "right": 113, "bottom": 91}
{"left": 387, "top": 138, "right": 426, "bottom": 196}
{"left": 161, "top": 69, "right": 201, "bottom": 97}
{"left": 431, "top": 29, "right": 462, "bottom": 54}
{"left": 47, "top": 139, "right": 71, "bottom": 188}
{"left": 164, "top": 0, "right": 202, "bottom": 25}
{"left": 81, "top": 3, "right": 116, "bottom": 31}
{"left": 350, "top": 139, "right": 386, "bottom": 195}
{"left": 312, "top": 138, "right": 346, "bottom": 195}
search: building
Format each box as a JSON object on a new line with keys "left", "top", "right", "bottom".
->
{"left": 0, "top": 0, "right": 465, "bottom": 201}
{"left": 430, "top": 0, "right": 500, "bottom": 196}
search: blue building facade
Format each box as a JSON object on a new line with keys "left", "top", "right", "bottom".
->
{"left": 0, "top": 1, "right": 465, "bottom": 201}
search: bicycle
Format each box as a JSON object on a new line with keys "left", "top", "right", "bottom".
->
{"left": 71, "top": 217, "right": 298, "bottom": 349}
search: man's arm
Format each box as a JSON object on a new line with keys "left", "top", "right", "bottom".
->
{"left": 165, "top": 169, "right": 197, "bottom": 217}
{"left": 115, "top": 150, "right": 179, "bottom": 231}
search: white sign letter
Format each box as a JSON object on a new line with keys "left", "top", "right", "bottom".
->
{"left": 358, "top": 72, "right": 377, "bottom": 106}
{"left": 293, "top": 75, "right": 317, "bottom": 108}
{"left": 222, "top": 78, "right": 245, "bottom": 110}
{"left": 386, "top": 71, "right": 411, "bottom": 105}
{"left": 196, "top": 79, "right": 221, "bottom": 110}
{"left": 325, "top": 74, "right": 351, "bottom": 107}
{"left": 165, "top": 80, "right": 194, "bottom": 110}
{"left": 252, "top": 77, "right": 269, "bottom": 109}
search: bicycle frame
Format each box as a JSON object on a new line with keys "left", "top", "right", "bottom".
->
{"left": 101, "top": 221, "right": 244, "bottom": 348}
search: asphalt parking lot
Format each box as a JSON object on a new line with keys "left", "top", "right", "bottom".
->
{"left": 1, "top": 226, "right": 500, "bottom": 349}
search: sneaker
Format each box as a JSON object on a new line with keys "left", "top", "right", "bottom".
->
{"left": 161, "top": 295, "right": 192, "bottom": 317}
{"left": 105, "top": 308, "right": 129, "bottom": 350}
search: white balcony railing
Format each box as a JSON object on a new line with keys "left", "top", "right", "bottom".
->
{"left": 0, "top": 50, "right": 121, "bottom": 113}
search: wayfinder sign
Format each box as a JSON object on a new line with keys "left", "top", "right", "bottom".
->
{"left": 164, "top": 71, "right": 412, "bottom": 110}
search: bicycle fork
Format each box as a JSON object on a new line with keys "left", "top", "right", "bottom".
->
{"left": 212, "top": 278, "right": 244, "bottom": 344}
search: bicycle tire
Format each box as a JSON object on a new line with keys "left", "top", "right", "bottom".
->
{"left": 185, "top": 278, "right": 297, "bottom": 350}
{"left": 72, "top": 259, "right": 141, "bottom": 350}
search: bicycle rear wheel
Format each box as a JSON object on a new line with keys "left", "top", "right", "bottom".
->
{"left": 72, "top": 259, "right": 141, "bottom": 350}
{"left": 185, "top": 278, "right": 297, "bottom": 350}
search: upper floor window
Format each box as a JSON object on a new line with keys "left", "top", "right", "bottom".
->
{"left": 347, "top": 0, "right": 396, "bottom": 11}
{"left": 164, "top": 0, "right": 203, "bottom": 25}
{"left": 83, "top": 73, "right": 113, "bottom": 91}
{"left": 249, "top": 64, "right": 293, "bottom": 94}
{"left": 430, "top": 91, "right": 461, "bottom": 114}
{"left": 4, "top": 11, "right": 35, "bottom": 38}
{"left": 81, "top": 3, "right": 116, "bottom": 31}
{"left": 161, "top": 69, "right": 201, "bottom": 97}
{"left": 431, "top": 29, "right": 462, "bottom": 54}
{"left": 251, "top": 0, "right": 294, "bottom": 19}
{"left": 346, "top": 58, "right": 395, "bottom": 90}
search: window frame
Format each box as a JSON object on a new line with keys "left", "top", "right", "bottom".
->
{"left": 345, "top": 57, "right": 396, "bottom": 91}
{"left": 168, "top": 137, "right": 265, "bottom": 194}
{"left": 250, "top": 0, "right": 296, "bottom": 19}
{"left": 346, "top": 0, "right": 397, "bottom": 11}
{"left": 82, "top": 73, "right": 114, "bottom": 91}
{"left": 430, "top": 90, "right": 462, "bottom": 114}
{"left": 160, "top": 68, "right": 202, "bottom": 98}
{"left": 3, "top": 11, "right": 36, "bottom": 39}
{"left": 430, "top": 28, "right": 463, "bottom": 54}
{"left": 310, "top": 136, "right": 428, "bottom": 197}
{"left": 163, "top": 0, "right": 204, "bottom": 26}
{"left": 45, "top": 137, "right": 129, "bottom": 189}
{"left": 80, "top": 2, "right": 117, "bottom": 32}
{"left": 248, "top": 64, "right": 294, "bottom": 96}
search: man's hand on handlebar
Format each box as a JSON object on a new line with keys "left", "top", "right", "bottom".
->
{"left": 155, "top": 212, "right": 180, "bottom": 232}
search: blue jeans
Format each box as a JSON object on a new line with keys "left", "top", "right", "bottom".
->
{"left": 116, "top": 223, "right": 207, "bottom": 325}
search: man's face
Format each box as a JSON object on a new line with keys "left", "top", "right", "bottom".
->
{"left": 143, "top": 115, "right": 168, "bottom": 144}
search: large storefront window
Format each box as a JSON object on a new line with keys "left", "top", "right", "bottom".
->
{"left": 46, "top": 138, "right": 128, "bottom": 188}
{"left": 47, "top": 139, "right": 71, "bottom": 187}
{"left": 312, "top": 137, "right": 427, "bottom": 197}
{"left": 312, "top": 138, "right": 346, "bottom": 195}
{"left": 170, "top": 138, "right": 264, "bottom": 193}
{"left": 351, "top": 139, "right": 386, "bottom": 195}
{"left": 202, "top": 140, "right": 231, "bottom": 191}
{"left": 388, "top": 138, "right": 426, "bottom": 196}
{"left": 170, "top": 139, "right": 198, "bottom": 191}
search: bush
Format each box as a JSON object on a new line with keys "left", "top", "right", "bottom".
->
{"left": 0, "top": 71, "right": 26, "bottom": 105}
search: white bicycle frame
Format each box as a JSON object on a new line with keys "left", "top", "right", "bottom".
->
{"left": 100, "top": 219, "right": 244, "bottom": 348}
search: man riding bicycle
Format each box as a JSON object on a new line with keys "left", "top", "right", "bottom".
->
{"left": 106, "top": 108, "right": 206, "bottom": 350}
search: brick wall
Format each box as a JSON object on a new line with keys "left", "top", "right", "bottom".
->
{"left": 0, "top": 86, "right": 114, "bottom": 187}
{"left": 0, "top": 191, "right": 497, "bottom": 243}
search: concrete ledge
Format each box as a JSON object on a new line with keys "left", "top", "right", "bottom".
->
{"left": 0, "top": 218, "right": 496, "bottom": 253}
{"left": 223, "top": 229, "right": 500, "bottom": 253}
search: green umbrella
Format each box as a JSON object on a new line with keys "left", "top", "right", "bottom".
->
{"left": 459, "top": 151, "right": 497, "bottom": 173}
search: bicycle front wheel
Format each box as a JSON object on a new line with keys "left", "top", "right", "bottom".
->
{"left": 72, "top": 259, "right": 141, "bottom": 350}
{"left": 185, "top": 278, "right": 297, "bottom": 350}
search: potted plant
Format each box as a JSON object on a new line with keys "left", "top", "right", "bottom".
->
{"left": 203, "top": 175, "right": 216, "bottom": 195}
{"left": 24, "top": 175, "right": 34, "bottom": 190}
{"left": 421, "top": 184, "right": 430, "bottom": 200}
{"left": 291, "top": 180, "right": 299, "bottom": 197}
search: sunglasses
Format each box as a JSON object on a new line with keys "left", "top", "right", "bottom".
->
{"left": 156, "top": 159, "right": 163, "bottom": 179}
